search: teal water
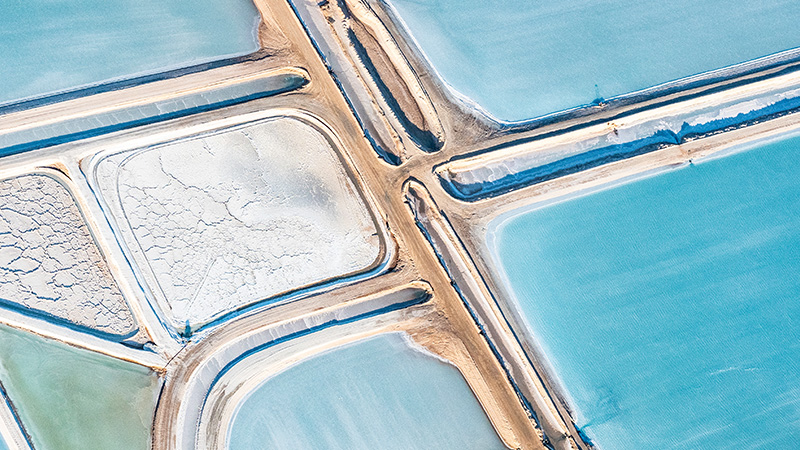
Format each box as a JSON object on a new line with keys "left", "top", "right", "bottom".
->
{"left": 387, "top": 0, "right": 800, "bottom": 122}
{"left": 228, "top": 333, "right": 505, "bottom": 449}
{"left": 0, "top": 325, "right": 161, "bottom": 450}
{"left": 490, "top": 133, "right": 800, "bottom": 449}
{"left": 0, "top": 0, "right": 259, "bottom": 106}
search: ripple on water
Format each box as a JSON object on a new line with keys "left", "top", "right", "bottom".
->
{"left": 489, "top": 132, "right": 800, "bottom": 449}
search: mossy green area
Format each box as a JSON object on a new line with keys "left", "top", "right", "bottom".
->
{"left": 0, "top": 325, "right": 160, "bottom": 450}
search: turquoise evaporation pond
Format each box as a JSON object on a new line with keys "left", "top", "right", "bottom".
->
{"left": 0, "top": 0, "right": 260, "bottom": 106}
{"left": 0, "top": 324, "right": 161, "bottom": 450}
{"left": 228, "top": 332, "right": 505, "bottom": 449}
{"left": 489, "top": 133, "right": 800, "bottom": 449}
{"left": 386, "top": 0, "right": 800, "bottom": 122}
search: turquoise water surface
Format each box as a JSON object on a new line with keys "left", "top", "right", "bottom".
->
{"left": 0, "top": 0, "right": 260, "bottom": 106}
{"left": 387, "top": 0, "right": 800, "bottom": 122}
{"left": 228, "top": 333, "right": 505, "bottom": 449}
{"left": 490, "top": 133, "right": 800, "bottom": 449}
{"left": 0, "top": 325, "right": 161, "bottom": 450}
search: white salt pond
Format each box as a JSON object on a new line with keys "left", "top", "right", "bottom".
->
{"left": 228, "top": 332, "right": 506, "bottom": 449}
{"left": 93, "top": 116, "right": 382, "bottom": 329}
{"left": 0, "top": 0, "right": 260, "bottom": 106}
{"left": 0, "top": 324, "right": 160, "bottom": 450}
{"left": 386, "top": 0, "right": 800, "bottom": 122}
{"left": 0, "top": 174, "right": 136, "bottom": 337}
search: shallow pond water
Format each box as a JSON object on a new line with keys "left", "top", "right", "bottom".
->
{"left": 228, "top": 332, "right": 505, "bottom": 449}
{"left": 387, "top": 0, "right": 800, "bottom": 122}
{"left": 489, "top": 132, "right": 800, "bottom": 449}
{"left": 0, "top": 325, "right": 160, "bottom": 450}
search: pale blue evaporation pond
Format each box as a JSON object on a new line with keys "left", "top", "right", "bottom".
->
{"left": 0, "top": 0, "right": 260, "bottom": 106}
{"left": 228, "top": 333, "right": 506, "bottom": 450}
{"left": 386, "top": 0, "right": 800, "bottom": 122}
{"left": 489, "top": 133, "right": 800, "bottom": 449}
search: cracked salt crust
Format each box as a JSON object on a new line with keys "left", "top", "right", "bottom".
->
{"left": 94, "top": 117, "right": 381, "bottom": 327}
{"left": 0, "top": 174, "right": 136, "bottom": 336}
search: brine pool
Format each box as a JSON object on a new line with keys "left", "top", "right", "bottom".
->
{"left": 0, "top": 325, "right": 161, "bottom": 450}
{"left": 488, "top": 132, "right": 800, "bottom": 449}
{"left": 386, "top": 0, "right": 800, "bottom": 122}
{"left": 0, "top": 0, "right": 260, "bottom": 106}
{"left": 228, "top": 332, "right": 506, "bottom": 449}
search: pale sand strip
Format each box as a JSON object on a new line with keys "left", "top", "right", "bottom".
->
{"left": 291, "top": 0, "right": 405, "bottom": 162}
{"left": 0, "top": 311, "right": 164, "bottom": 372}
{"left": 0, "top": 387, "right": 31, "bottom": 450}
{"left": 0, "top": 68, "right": 305, "bottom": 137}
{"left": 436, "top": 69, "right": 800, "bottom": 201}
{"left": 404, "top": 181, "right": 579, "bottom": 450}
{"left": 330, "top": 0, "right": 444, "bottom": 149}
{"left": 466, "top": 112, "right": 800, "bottom": 231}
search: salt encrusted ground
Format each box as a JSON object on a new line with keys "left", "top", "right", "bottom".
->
{"left": 0, "top": 174, "right": 136, "bottom": 336}
{"left": 94, "top": 117, "right": 381, "bottom": 328}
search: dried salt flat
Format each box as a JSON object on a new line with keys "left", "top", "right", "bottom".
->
{"left": 0, "top": 174, "right": 136, "bottom": 337}
{"left": 93, "top": 116, "right": 382, "bottom": 329}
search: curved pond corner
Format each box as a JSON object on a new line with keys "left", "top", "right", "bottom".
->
{"left": 0, "top": 0, "right": 260, "bottom": 106}
{"left": 488, "top": 132, "right": 800, "bottom": 449}
{"left": 92, "top": 115, "right": 382, "bottom": 330}
{"left": 0, "top": 324, "right": 160, "bottom": 450}
{"left": 0, "top": 173, "right": 137, "bottom": 338}
{"left": 228, "top": 332, "right": 506, "bottom": 450}
{"left": 385, "top": 0, "right": 800, "bottom": 122}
